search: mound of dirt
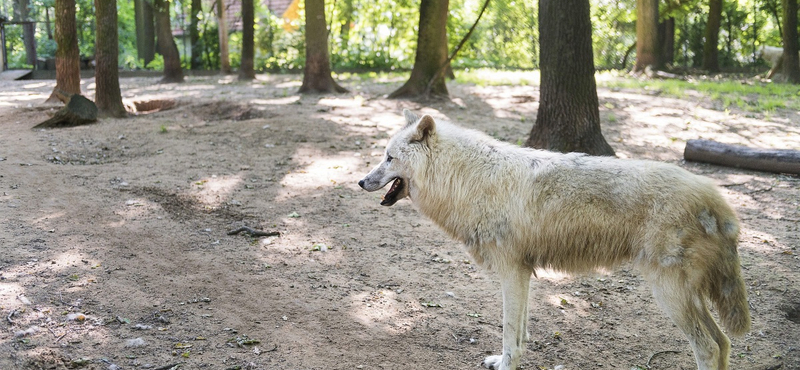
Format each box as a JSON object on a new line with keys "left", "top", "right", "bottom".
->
{"left": 191, "top": 101, "right": 277, "bottom": 121}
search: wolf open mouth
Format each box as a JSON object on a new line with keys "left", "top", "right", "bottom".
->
{"left": 380, "top": 178, "right": 405, "bottom": 206}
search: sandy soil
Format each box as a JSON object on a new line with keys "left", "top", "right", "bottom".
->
{"left": 0, "top": 73, "right": 798, "bottom": 370}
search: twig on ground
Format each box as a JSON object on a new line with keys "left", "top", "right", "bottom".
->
{"left": 227, "top": 226, "right": 280, "bottom": 237}
{"left": 646, "top": 350, "right": 680, "bottom": 368}
{"left": 47, "top": 327, "right": 68, "bottom": 342}
{"left": 7, "top": 308, "right": 19, "bottom": 325}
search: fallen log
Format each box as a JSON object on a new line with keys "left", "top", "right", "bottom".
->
{"left": 684, "top": 139, "right": 800, "bottom": 175}
{"left": 34, "top": 93, "right": 98, "bottom": 129}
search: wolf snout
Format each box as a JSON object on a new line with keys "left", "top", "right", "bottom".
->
{"left": 358, "top": 179, "right": 366, "bottom": 189}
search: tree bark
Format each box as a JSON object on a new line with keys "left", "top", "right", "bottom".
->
{"left": 299, "top": 0, "right": 347, "bottom": 93}
{"left": 216, "top": 0, "right": 231, "bottom": 74}
{"left": 47, "top": 0, "right": 81, "bottom": 103}
{"left": 527, "top": 0, "right": 614, "bottom": 156}
{"left": 35, "top": 93, "right": 98, "bottom": 128}
{"left": 134, "top": 0, "right": 156, "bottom": 67}
{"left": 190, "top": 0, "right": 203, "bottom": 69}
{"left": 633, "top": 0, "right": 658, "bottom": 73}
{"left": 94, "top": 0, "right": 127, "bottom": 118}
{"left": 388, "top": 0, "right": 449, "bottom": 98}
{"left": 703, "top": 0, "right": 723, "bottom": 73}
{"left": 684, "top": 139, "right": 800, "bottom": 174}
{"left": 238, "top": 0, "right": 255, "bottom": 80}
{"left": 154, "top": 0, "right": 184, "bottom": 83}
{"left": 658, "top": 17, "right": 675, "bottom": 67}
{"left": 783, "top": 0, "right": 800, "bottom": 83}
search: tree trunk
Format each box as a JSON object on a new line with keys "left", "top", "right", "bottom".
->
{"left": 658, "top": 17, "right": 675, "bottom": 67}
{"left": 190, "top": 0, "right": 202, "bottom": 69}
{"left": 46, "top": 0, "right": 81, "bottom": 103}
{"left": 45, "top": 7, "right": 54, "bottom": 39}
{"left": 299, "top": 0, "right": 347, "bottom": 93}
{"left": 783, "top": 0, "right": 800, "bottom": 83}
{"left": 633, "top": 0, "right": 658, "bottom": 73}
{"left": 34, "top": 93, "right": 98, "bottom": 128}
{"left": 154, "top": 0, "right": 184, "bottom": 83}
{"left": 94, "top": 0, "right": 127, "bottom": 118}
{"left": 527, "top": 0, "right": 615, "bottom": 156}
{"left": 238, "top": 0, "right": 255, "bottom": 80}
{"left": 684, "top": 139, "right": 800, "bottom": 174}
{"left": 339, "top": 0, "right": 354, "bottom": 51}
{"left": 703, "top": 0, "right": 723, "bottom": 73}
{"left": 14, "top": 0, "right": 37, "bottom": 66}
{"left": 134, "top": 0, "right": 156, "bottom": 67}
{"left": 216, "top": 0, "right": 231, "bottom": 74}
{"left": 388, "top": 0, "right": 449, "bottom": 98}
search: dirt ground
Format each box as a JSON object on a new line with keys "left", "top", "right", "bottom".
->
{"left": 0, "top": 73, "right": 798, "bottom": 370}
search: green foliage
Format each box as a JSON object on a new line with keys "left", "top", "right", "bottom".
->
{"left": 1, "top": 0, "right": 787, "bottom": 73}
{"left": 592, "top": 0, "right": 636, "bottom": 69}
{"left": 146, "top": 54, "right": 165, "bottom": 70}
{"left": 455, "top": 68, "right": 540, "bottom": 86}
{"left": 117, "top": 0, "right": 142, "bottom": 69}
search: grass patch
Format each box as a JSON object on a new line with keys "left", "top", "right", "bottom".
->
{"left": 335, "top": 71, "right": 409, "bottom": 84}
{"left": 455, "top": 68, "right": 540, "bottom": 86}
{"left": 598, "top": 73, "right": 800, "bottom": 113}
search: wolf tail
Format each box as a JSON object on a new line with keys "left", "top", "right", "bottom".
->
{"left": 707, "top": 209, "right": 751, "bottom": 337}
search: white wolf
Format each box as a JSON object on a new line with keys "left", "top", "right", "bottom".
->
{"left": 358, "top": 110, "right": 750, "bottom": 370}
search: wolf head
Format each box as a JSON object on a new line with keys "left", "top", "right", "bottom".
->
{"left": 358, "top": 109, "right": 436, "bottom": 206}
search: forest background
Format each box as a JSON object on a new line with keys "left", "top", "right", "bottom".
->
{"left": 0, "top": 0, "right": 788, "bottom": 74}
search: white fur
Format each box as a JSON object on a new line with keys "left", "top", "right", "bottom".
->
{"left": 359, "top": 111, "right": 751, "bottom": 370}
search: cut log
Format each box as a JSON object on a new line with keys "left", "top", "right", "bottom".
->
{"left": 684, "top": 139, "right": 800, "bottom": 175}
{"left": 34, "top": 94, "right": 98, "bottom": 129}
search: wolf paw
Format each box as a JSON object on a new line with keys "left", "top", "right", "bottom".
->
{"left": 481, "top": 355, "right": 503, "bottom": 370}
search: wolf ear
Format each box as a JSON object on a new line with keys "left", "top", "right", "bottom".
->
{"left": 410, "top": 115, "right": 436, "bottom": 143}
{"left": 403, "top": 109, "right": 419, "bottom": 127}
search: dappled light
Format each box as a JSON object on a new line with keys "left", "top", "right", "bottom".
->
{"left": 190, "top": 174, "right": 243, "bottom": 208}
{"left": 250, "top": 96, "right": 301, "bottom": 105}
{"left": 0, "top": 71, "right": 797, "bottom": 369}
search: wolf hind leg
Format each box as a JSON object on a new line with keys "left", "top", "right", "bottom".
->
{"left": 648, "top": 271, "right": 730, "bottom": 370}
{"left": 482, "top": 266, "right": 532, "bottom": 370}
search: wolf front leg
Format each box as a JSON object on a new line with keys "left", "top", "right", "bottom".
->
{"left": 482, "top": 267, "right": 532, "bottom": 370}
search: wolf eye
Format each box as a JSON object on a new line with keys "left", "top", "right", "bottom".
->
{"left": 386, "top": 154, "right": 394, "bottom": 162}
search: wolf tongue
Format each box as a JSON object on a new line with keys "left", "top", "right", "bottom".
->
{"left": 381, "top": 178, "right": 402, "bottom": 206}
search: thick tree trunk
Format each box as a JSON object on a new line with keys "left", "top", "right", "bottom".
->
{"left": 783, "top": 0, "right": 800, "bottom": 83}
{"left": 299, "top": 0, "right": 347, "bottom": 93}
{"left": 216, "top": 0, "right": 231, "bottom": 74}
{"left": 684, "top": 139, "right": 800, "bottom": 174}
{"left": 238, "top": 0, "right": 255, "bottom": 80}
{"left": 634, "top": 0, "right": 658, "bottom": 73}
{"left": 388, "top": 0, "right": 449, "bottom": 98}
{"left": 190, "top": 0, "right": 202, "bottom": 69}
{"left": 154, "top": 0, "right": 184, "bottom": 83}
{"left": 134, "top": 0, "right": 156, "bottom": 67}
{"left": 658, "top": 17, "right": 675, "bottom": 67}
{"left": 47, "top": 0, "right": 81, "bottom": 103}
{"left": 94, "top": 0, "right": 127, "bottom": 118}
{"left": 527, "top": 0, "right": 614, "bottom": 156}
{"left": 35, "top": 93, "right": 98, "bottom": 128}
{"left": 703, "top": 0, "right": 723, "bottom": 73}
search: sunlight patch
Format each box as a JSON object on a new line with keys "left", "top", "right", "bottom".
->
{"left": 251, "top": 96, "right": 301, "bottom": 105}
{"left": 278, "top": 152, "right": 363, "bottom": 201}
{"left": 349, "top": 290, "right": 413, "bottom": 333}
{"left": 191, "top": 175, "right": 243, "bottom": 208}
